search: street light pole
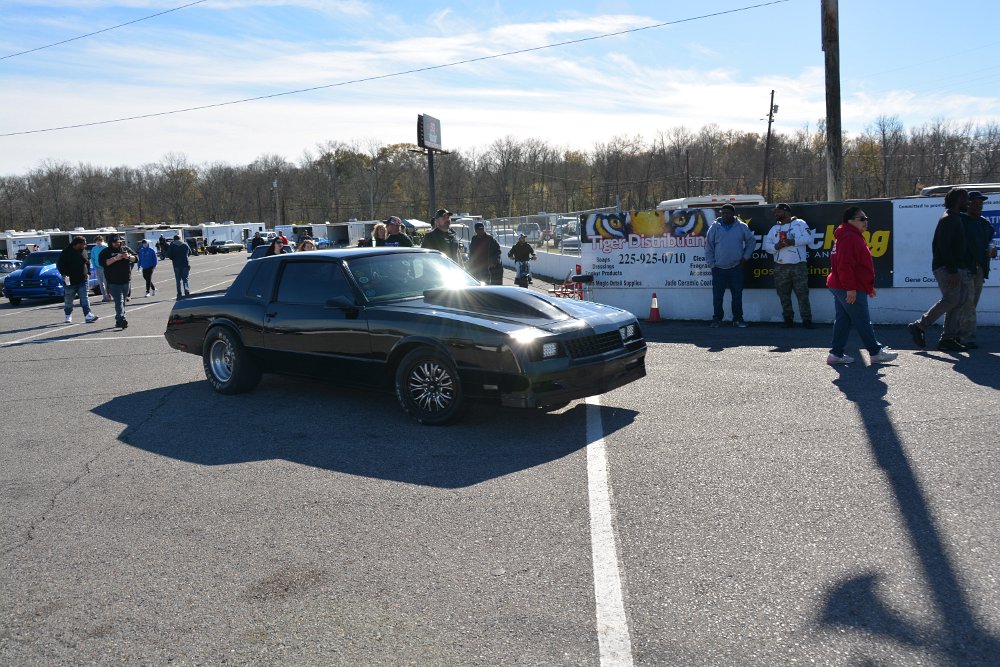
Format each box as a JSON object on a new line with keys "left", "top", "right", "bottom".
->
{"left": 822, "top": 0, "right": 844, "bottom": 201}
{"left": 761, "top": 90, "right": 777, "bottom": 200}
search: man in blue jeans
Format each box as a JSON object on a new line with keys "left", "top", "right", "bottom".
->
{"left": 704, "top": 204, "right": 756, "bottom": 327}
{"left": 56, "top": 236, "right": 98, "bottom": 325}
{"left": 98, "top": 234, "right": 134, "bottom": 329}
{"left": 165, "top": 234, "right": 191, "bottom": 300}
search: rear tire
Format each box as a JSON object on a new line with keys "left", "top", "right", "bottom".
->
{"left": 395, "top": 347, "right": 465, "bottom": 425}
{"left": 202, "top": 326, "right": 261, "bottom": 394}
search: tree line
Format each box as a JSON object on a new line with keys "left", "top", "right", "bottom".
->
{"left": 1, "top": 115, "right": 998, "bottom": 232}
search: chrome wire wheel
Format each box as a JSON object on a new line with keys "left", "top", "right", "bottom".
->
{"left": 406, "top": 360, "right": 455, "bottom": 413}
{"left": 208, "top": 337, "right": 234, "bottom": 383}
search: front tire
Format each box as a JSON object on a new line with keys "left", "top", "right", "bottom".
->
{"left": 202, "top": 326, "right": 261, "bottom": 394}
{"left": 8, "top": 297, "right": 21, "bottom": 305}
{"left": 395, "top": 347, "right": 465, "bottom": 425}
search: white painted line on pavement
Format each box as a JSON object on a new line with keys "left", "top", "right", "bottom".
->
{"left": 586, "top": 395, "right": 634, "bottom": 667}
{"left": 21, "top": 334, "right": 164, "bottom": 344}
{"left": 2, "top": 323, "right": 80, "bottom": 346}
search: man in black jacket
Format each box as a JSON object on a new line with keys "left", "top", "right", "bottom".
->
{"left": 467, "top": 222, "right": 502, "bottom": 284}
{"left": 56, "top": 236, "right": 98, "bottom": 324}
{"left": 907, "top": 188, "right": 972, "bottom": 351}
{"left": 99, "top": 234, "right": 134, "bottom": 329}
{"left": 421, "top": 209, "right": 464, "bottom": 264}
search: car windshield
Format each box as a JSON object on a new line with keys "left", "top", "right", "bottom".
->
{"left": 22, "top": 251, "right": 61, "bottom": 267}
{"left": 0, "top": 261, "right": 20, "bottom": 273}
{"left": 344, "top": 252, "right": 478, "bottom": 303}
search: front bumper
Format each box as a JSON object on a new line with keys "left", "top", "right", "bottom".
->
{"left": 5, "top": 285, "right": 65, "bottom": 299}
{"left": 500, "top": 347, "right": 647, "bottom": 409}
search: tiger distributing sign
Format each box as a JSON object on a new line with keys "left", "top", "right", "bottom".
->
{"left": 579, "top": 200, "right": 899, "bottom": 290}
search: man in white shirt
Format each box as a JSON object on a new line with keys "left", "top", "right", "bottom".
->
{"left": 762, "top": 203, "right": 814, "bottom": 328}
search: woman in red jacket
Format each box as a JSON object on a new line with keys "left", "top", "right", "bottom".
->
{"left": 825, "top": 206, "right": 898, "bottom": 365}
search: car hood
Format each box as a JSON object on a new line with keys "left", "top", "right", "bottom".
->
{"left": 389, "top": 286, "right": 633, "bottom": 334}
{"left": 10, "top": 264, "right": 56, "bottom": 280}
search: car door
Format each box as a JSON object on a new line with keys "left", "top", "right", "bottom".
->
{"left": 262, "top": 258, "right": 371, "bottom": 380}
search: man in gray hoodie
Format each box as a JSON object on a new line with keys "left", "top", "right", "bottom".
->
{"left": 704, "top": 204, "right": 756, "bottom": 327}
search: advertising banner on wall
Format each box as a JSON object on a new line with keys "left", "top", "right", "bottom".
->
{"left": 579, "top": 200, "right": 896, "bottom": 290}
{"left": 893, "top": 195, "right": 1000, "bottom": 287}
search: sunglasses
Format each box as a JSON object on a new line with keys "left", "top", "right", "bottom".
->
{"left": 855, "top": 216, "right": 869, "bottom": 222}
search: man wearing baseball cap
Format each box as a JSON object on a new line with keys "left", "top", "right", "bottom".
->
{"left": 383, "top": 216, "right": 413, "bottom": 247}
{"left": 98, "top": 235, "right": 135, "bottom": 329}
{"left": 958, "top": 191, "right": 995, "bottom": 348}
{"left": 421, "top": 208, "right": 463, "bottom": 264}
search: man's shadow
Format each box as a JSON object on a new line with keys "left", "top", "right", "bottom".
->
{"left": 821, "top": 367, "right": 1000, "bottom": 663}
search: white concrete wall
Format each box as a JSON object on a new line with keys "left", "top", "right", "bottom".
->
{"left": 500, "top": 244, "right": 1000, "bottom": 325}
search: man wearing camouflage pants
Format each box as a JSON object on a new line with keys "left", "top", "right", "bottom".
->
{"left": 763, "top": 203, "right": 814, "bottom": 328}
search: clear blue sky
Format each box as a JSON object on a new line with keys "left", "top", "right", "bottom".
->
{"left": 1, "top": 0, "right": 997, "bottom": 175}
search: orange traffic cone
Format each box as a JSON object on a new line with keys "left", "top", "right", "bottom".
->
{"left": 647, "top": 292, "right": 662, "bottom": 323}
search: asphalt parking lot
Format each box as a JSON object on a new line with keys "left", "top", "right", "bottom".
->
{"left": 2, "top": 252, "right": 999, "bottom": 666}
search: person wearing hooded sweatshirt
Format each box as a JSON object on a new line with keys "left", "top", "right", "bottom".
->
{"left": 137, "top": 239, "right": 158, "bottom": 297}
{"left": 825, "top": 206, "right": 897, "bottom": 365}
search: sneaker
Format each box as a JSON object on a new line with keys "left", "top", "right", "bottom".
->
{"left": 937, "top": 338, "right": 966, "bottom": 352}
{"left": 64, "top": 314, "right": 72, "bottom": 324}
{"left": 145, "top": 291, "right": 150, "bottom": 297}
{"left": 734, "top": 320, "right": 748, "bottom": 328}
{"left": 907, "top": 322, "right": 926, "bottom": 348}
{"left": 870, "top": 347, "right": 899, "bottom": 363}
{"left": 826, "top": 353, "right": 855, "bottom": 365}
{"left": 782, "top": 319, "right": 794, "bottom": 328}
{"left": 960, "top": 340, "right": 978, "bottom": 350}
{"left": 184, "top": 289, "right": 191, "bottom": 297}
{"left": 121, "top": 318, "right": 128, "bottom": 329}
{"left": 151, "top": 289, "right": 156, "bottom": 296}
{"left": 709, "top": 319, "right": 721, "bottom": 328}
{"left": 85, "top": 313, "right": 98, "bottom": 323}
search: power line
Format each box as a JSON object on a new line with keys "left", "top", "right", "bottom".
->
{"left": 0, "top": 0, "right": 788, "bottom": 138}
{"left": 1, "top": 0, "right": 208, "bottom": 61}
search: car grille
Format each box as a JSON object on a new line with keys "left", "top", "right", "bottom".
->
{"left": 564, "top": 331, "right": 623, "bottom": 359}
{"left": 15, "top": 279, "right": 42, "bottom": 287}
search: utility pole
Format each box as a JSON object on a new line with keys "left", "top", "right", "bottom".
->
{"left": 272, "top": 178, "right": 281, "bottom": 228}
{"left": 685, "top": 149, "right": 690, "bottom": 197}
{"left": 822, "top": 0, "right": 844, "bottom": 200}
{"left": 761, "top": 89, "right": 777, "bottom": 200}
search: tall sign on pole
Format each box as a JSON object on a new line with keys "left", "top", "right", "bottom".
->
{"left": 822, "top": 0, "right": 844, "bottom": 201}
{"left": 417, "top": 114, "right": 445, "bottom": 219}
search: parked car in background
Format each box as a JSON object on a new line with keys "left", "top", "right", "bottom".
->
{"left": 165, "top": 248, "right": 647, "bottom": 425}
{"left": 208, "top": 239, "right": 245, "bottom": 254}
{"left": 3, "top": 250, "right": 99, "bottom": 305}
{"left": 559, "top": 236, "right": 582, "bottom": 255}
{"left": 494, "top": 230, "right": 517, "bottom": 245}
{"left": 1, "top": 259, "right": 22, "bottom": 289}
{"left": 516, "top": 222, "right": 542, "bottom": 245}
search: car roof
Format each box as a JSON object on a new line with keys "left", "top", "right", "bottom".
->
{"left": 288, "top": 247, "right": 438, "bottom": 260}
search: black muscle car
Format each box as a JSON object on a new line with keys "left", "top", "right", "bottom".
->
{"left": 164, "top": 248, "right": 646, "bottom": 425}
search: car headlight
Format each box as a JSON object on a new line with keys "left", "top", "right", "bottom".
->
{"left": 509, "top": 327, "right": 563, "bottom": 360}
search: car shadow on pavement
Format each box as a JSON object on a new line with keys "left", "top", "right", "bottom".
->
{"left": 819, "top": 367, "right": 1000, "bottom": 663}
{"left": 91, "top": 378, "right": 638, "bottom": 489}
